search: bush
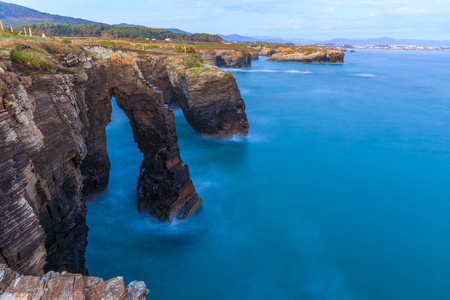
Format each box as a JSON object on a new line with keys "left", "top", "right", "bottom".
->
{"left": 178, "top": 54, "right": 203, "bottom": 69}
{"left": 61, "top": 38, "right": 71, "bottom": 44}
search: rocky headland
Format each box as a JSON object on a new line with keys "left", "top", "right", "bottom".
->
{"left": 0, "top": 38, "right": 249, "bottom": 297}
{"left": 267, "top": 48, "right": 345, "bottom": 63}
{"left": 195, "top": 48, "right": 259, "bottom": 68}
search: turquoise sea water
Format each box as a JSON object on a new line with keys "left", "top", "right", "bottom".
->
{"left": 86, "top": 50, "right": 450, "bottom": 299}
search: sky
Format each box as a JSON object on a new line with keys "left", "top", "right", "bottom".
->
{"left": 7, "top": 0, "right": 450, "bottom": 40}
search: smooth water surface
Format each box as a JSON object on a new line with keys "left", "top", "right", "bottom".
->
{"left": 86, "top": 50, "right": 450, "bottom": 299}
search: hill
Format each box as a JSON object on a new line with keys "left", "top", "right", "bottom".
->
{"left": 164, "top": 28, "right": 191, "bottom": 35}
{"left": 0, "top": 1, "right": 101, "bottom": 26}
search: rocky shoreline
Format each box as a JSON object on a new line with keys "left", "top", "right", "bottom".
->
{"left": 0, "top": 264, "right": 149, "bottom": 299}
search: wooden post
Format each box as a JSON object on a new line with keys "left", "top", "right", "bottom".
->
{"left": 10, "top": 25, "right": 13, "bottom": 32}
{"left": 24, "top": 28, "right": 26, "bottom": 35}
{"left": 184, "top": 44, "right": 186, "bottom": 54}
{"left": 29, "top": 28, "right": 32, "bottom": 37}
{"left": 0, "top": 21, "right": 4, "bottom": 30}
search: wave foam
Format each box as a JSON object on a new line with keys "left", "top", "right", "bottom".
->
{"left": 351, "top": 73, "right": 375, "bottom": 78}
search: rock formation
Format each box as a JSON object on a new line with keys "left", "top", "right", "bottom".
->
{"left": 195, "top": 48, "right": 257, "bottom": 68}
{"left": 0, "top": 264, "right": 149, "bottom": 299}
{"left": 259, "top": 46, "right": 292, "bottom": 56}
{"left": 267, "top": 48, "right": 345, "bottom": 63}
{"left": 136, "top": 54, "right": 249, "bottom": 137}
{"left": 327, "top": 50, "right": 345, "bottom": 63}
{"left": 0, "top": 40, "right": 249, "bottom": 297}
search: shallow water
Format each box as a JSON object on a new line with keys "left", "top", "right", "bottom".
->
{"left": 86, "top": 50, "right": 450, "bottom": 299}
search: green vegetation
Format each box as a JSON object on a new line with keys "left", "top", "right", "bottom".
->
{"left": 11, "top": 49, "right": 51, "bottom": 69}
{"left": 175, "top": 46, "right": 196, "bottom": 53}
{"left": 98, "top": 41, "right": 115, "bottom": 47}
{"left": 0, "top": 1, "right": 100, "bottom": 26}
{"left": 143, "top": 45, "right": 160, "bottom": 50}
{"left": 188, "top": 67, "right": 211, "bottom": 73}
{"left": 282, "top": 48, "right": 322, "bottom": 56}
{"left": 178, "top": 54, "right": 203, "bottom": 69}
{"left": 18, "top": 23, "right": 223, "bottom": 42}
{"left": 299, "top": 47, "right": 322, "bottom": 55}
{"left": 0, "top": 29, "right": 42, "bottom": 41}
{"left": 61, "top": 38, "right": 71, "bottom": 44}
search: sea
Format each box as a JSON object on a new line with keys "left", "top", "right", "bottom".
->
{"left": 85, "top": 50, "right": 450, "bottom": 299}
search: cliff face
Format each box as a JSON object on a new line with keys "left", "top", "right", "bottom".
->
{"left": 137, "top": 55, "right": 249, "bottom": 137}
{"left": 0, "top": 43, "right": 248, "bottom": 282}
{"left": 0, "top": 264, "right": 149, "bottom": 299}
{"left": 0, "top": 65, "right": 90, "bottom": 276}
{"left": 165, "top": 62, "right": 249, "bottom": 137}
{"left": 195, "top": 49, "right": 255, "bottom": 68}
{"left": 327, "top": 50, "right": 345, "bottom": 63}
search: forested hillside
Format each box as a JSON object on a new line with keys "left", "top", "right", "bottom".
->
{"left": 0, "top": 1, "right": 100, "bottom": 25}
{"left": 21, "top": 23, "right": 223, "bottom": 42}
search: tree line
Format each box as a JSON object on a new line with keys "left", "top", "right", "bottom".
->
{"left": 18, "top": 23, "right": 223, "bottom": 42}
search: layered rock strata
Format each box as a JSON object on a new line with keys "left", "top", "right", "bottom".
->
{"left": 0, "top": 41, "right": 248, "bottom": 287}
{"left": 0, "top": 264, "right": 149, "bottom": 299}
{"left": 135, "top": 55, "right": 249, "bottom": 137}
{"left": 195, "top": 49, "right": 257, "bottom": 68}
{"left": 165, "top": 62, "right": 249, "bottom": 136}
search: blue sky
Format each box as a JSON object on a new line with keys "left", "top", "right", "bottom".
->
{"left": 8, "top": 0, "right": 450, "bottom": 40}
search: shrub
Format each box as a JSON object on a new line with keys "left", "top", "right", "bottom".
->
{"left": 61, "top": 38, "right": 71, "bottom": 44}
{"left": 178, "top": 54, "right": 203, "bottom": 69}
{"left": 175, "top": 46, "right": 196, "bottom": 53}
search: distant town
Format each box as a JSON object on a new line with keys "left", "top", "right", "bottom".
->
{"left": 312, "top": 44, "right": 450, "bottom": 51}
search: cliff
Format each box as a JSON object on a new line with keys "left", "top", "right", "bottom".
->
{"left": 135, "top": 54, "right": 249, "bottom": 137}
{"left": 0, "top": 264, "right": 149, "bottom": 299}
{"left": 195, "top": 48, "right": 258, "bottom": 68}
{"left": 267, "top": 48, "right": 345, "bottom": 63}
{"left": 259, "top": 46, "right": 292, "bottom": 56}
{"left": 0, "top": 39, "right": 249, "bottom": 295}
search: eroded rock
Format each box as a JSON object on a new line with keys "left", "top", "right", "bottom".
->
{"left": 0, "top": 264, "right": 149, "bottom": 299}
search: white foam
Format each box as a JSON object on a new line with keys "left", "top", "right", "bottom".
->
{"left": 285, "top": 70, "right": 311, "bottom": 74}
{"left": 225, "top": 69, "right": 310, "bottom": 74}
{"left": 351, "top": 73, "right": 375, "bottom": 78}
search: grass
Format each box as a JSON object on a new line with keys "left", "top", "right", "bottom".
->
{"left": 177, "top": 54, "right": 203, "bottom": 68}
{"left": 188, "top": 67, "right": 211, "bottom": 73}
{"left": 98, "top": 41, "right": 115, "bottom": 47}
{"left": 143, "top": 45, "right": 160, "bottom": 50}
{"left": 11, "top": 50, "right": 52, "bottom": 69}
